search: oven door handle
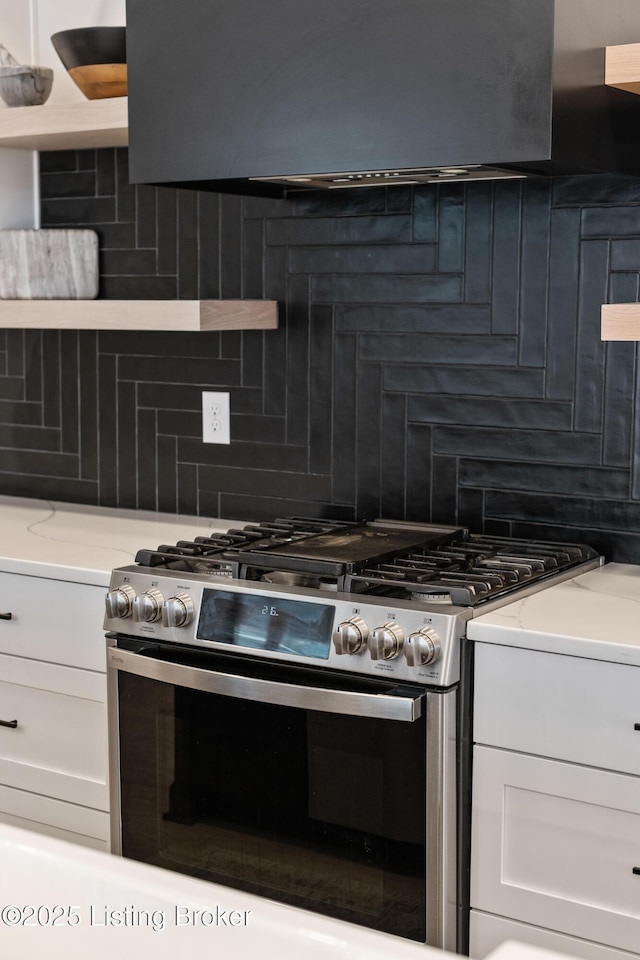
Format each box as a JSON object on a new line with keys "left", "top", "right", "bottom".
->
{"left": 107, "top": 647, "right": 424, "bottom": 722}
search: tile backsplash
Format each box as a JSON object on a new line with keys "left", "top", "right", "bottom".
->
{"left": 1, "top": 148, "right": 639, "bottom": 560}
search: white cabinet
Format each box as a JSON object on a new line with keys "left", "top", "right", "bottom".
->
{"left": 470, "top": 913, "right": 640, "bottom": 960}
{"left": 470, "top": 643, "right": 640, "bottom": 960}
{"left": 0, "top": 572, "right": 106, "bottom": 671}
{"left": 0, "top": 570, "right": 109, "bottom": 850}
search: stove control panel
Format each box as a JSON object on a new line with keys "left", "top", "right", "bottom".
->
{"left": 104, "top": 567, "right": 461, "bottom": 686}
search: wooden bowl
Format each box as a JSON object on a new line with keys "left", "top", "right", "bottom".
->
{"left": 50, "top": 26, "right": 126, "bottom": 100}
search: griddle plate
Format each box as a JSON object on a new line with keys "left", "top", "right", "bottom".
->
{"left": 238, "top": 522, "right": 464, "bottom": 575}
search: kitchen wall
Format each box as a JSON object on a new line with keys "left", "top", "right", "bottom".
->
{"left": 2, "top": 148, "right": 640, "bottom": 562}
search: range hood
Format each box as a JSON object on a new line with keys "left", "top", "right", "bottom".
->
{"left": 126, "top": 0, "right": 640, "bottom": 198}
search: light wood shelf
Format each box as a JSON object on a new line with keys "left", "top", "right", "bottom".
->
{"left": 0, "top": 104, "right": 278, "bottom": 332}
{"left": 601, "top": 303, "right": 640, "bottom": 340}
{"left": 0, "top": 97, "right": 128, "bottom": 151}
{"left": 0, "top": 299, "right": 278, "bottom": 332}
{"left": 605, "top": 43, "right": 640, "bottom": 95}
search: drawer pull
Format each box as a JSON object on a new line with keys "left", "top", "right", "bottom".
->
{"left": 0, "top": 719, "right": 17, "bottom": 729}
{"left": 0, "top": 612, "right": 12, "bottom": 620}
{"left": 635, "top": 724, "right": 640, "bottom": 731}
{"left": 634, "top": 867, "right": 640, "bottom": 876}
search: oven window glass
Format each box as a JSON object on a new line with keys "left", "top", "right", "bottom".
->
{"left": 117, "top": 670, "right": 427, "bottom": 941}
{"left": 197, "top": 589, "right": 335, "bottom": 660}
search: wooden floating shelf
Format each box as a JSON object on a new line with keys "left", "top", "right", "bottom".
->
{"left": 0, "top": 97, "right": 128, "bottom": 151}
{"left": 605, "top": 43, "right": 640, "bottom": 95}
{"left": 0, "top": 299, "right": 278, "bottom": 332}
{"left": 601, "top": 303, "right": 640, "bottom": 341}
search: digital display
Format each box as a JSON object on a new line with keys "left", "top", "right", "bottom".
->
{"left": 197, "top": 589, "right": 335, "bottom": 660}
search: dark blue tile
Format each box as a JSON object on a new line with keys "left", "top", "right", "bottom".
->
{"left": 380, "top": 393, "right": 407, "bottom": 519}
{"left": 459, "top": 459, "right": 630, "bottom": 498}
{"left": 574, "top": 240, "right": 608, "bottom": 433}
{"left": 412, "top": 188, "right": 437, "bottom": 242}
{"left": 332, "top": 332, "right": 357, "bottom": 507}
{"left": 545, "top": 207, "right": 581, "bottom": 401}
{"left": 464, "top": 182, "right": 493, "bottom": 304}
{"left": 409, "top": 396, "right": 572, "bottom": 430}
{"left": 518, "top": 180, "right": 551, "bottom": 367}
{"left": 490, "top": 181, "right": 522, "bottom": 335}
{"left": 360, "top": 334, "right": 516, "bottom": 365}
{"left": 432, "top": 456, "right": 458, "bottom": 523}
{"left": 486, "top": 489, "right": 640, "bottom": 533}
{"left": 290, "top": 244, "right": 437, "bottom": 275}
{"left": 197, "top": 191, "right": 221, "bottom": 299}
{"left": 220, "top": 193, "right": 243, "bottom": 298}
{"left": 136, "top": 185, "right": 157, "bottom": 249}
{"left": 553, "top": 174, "right": 640, "bottom": 207}
{"left": 309, "top": 305, "right": 333, "bottom": 476}
{"left": 266, "top": 214, "right": 412, "bottom": 246}
{"left": 384, "top": 364, "right": 544, "bottom": 397}
{"left": 40, "top": 171, "right": 96, "bottom": 199}
{"left": 437, "top": 186, "right": 465, "bottom": 273}
{"left": 337, "top": 304, "right": 490, "bottom": 334}
{"left": 177, "top": 189, "right": 199, "bottom": 299}
{"left": 284, "top": 275, "right": 311, "bottom": 446}
{"left": 581, "top": 206, "right": 640, "bottom": 239}
{"left": 433, "top": 426, "right": 601, "bottom": 465}
{"left": 405, "top": 424, "right": 432, "bottom": 522}
{"left": 603, "top": 342, "right": 634, "bottom": 469}
{"left": 611, "top": 238, "right": 640, "bottom": 272}
{"left": 355, "top": 363, "right": 383, "bottom": 518}
{"left": 157, "top": 435, "right": 178, "bottom": 513}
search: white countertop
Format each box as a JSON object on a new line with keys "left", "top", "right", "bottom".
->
{"left": 0, "top": 495, "right": 240, "bottom": 586}
{"left": 468, "top": 561, "right": 640, "bottom": 665}
{"left": 0, "top": 822, "right": 573, "bottom": 960}
{"left": 0, "top": 823, "right": 443, "bottom": 960}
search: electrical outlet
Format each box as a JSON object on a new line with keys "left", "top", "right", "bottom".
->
{"left": 202, "top": 391, "right": 230, "bottom": 444}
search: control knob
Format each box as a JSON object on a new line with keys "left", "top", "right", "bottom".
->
{"left": 105, "top": 584, "right": 136, "bottom": 619}
{"left": 404, "top": 627, "right": 442, "bottom": 667}
{"left": 333, "top": 616, "right": 369, "bottom": 655}
{"left": 133, "top": 588, "right": 164, "bottom": 623}
{"left": 368, "top": 621, "right": 404, "bottom": 661}
{"left": 162, "top": 593, "right": 194, "bottom": 628}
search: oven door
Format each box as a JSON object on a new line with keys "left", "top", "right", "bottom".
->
{"left": 107, "top": 637, "right": 457, "bottom": 948}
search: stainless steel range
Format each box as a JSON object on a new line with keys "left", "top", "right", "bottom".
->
{"left": 104, "top": 518, "right": 601, "bottom": 950}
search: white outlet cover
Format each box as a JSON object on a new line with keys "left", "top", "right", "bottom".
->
{"left": 202, "top": 391, "right": 231, "bottom": 444}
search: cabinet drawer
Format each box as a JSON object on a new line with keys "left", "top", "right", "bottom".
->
{"left": 470, "top": 911, "right": 640, "bottom": 960}
{"left": 0, "top": 654, "right": 108, "bottom": 810}
{"left": 0, "top": 783, "right": 109, "bottom": 851}
{"left": 471, "top": 746, "right": 640, "bottom": 954}
{"left": 474, "top": 643, "right": 640, "bottom": 775}
{"left": 0, "top": 571, "right": 105, "bottom": 671}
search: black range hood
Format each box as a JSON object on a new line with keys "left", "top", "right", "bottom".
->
{"left": 126, "top": 0, "right": 640, "bottom": 198}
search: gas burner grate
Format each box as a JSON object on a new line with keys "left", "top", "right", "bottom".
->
{"left": 133, "top": 517, "right": 356, "bottom": 577}
{"left": 344, "top": 534, "right": 600, "bottom": 606}
{"left": 131, "top": 518, "right": 599, "bottom": 607}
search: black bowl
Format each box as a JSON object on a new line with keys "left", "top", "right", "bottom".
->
{"left": 50, "top": 26, "right": 126, "bottom": 99}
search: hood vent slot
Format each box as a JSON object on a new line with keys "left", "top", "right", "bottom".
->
{"left": 252, "top": 166, "right": 529, "bottom": 190}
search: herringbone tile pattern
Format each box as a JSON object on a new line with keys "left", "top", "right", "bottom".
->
{"left": 0, "top": 149, "right": 637, "bottom": 560}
